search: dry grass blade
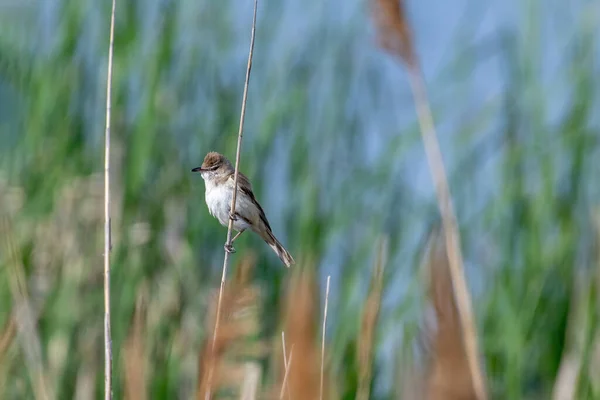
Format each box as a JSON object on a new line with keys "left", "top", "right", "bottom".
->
{"left": 551, "top": 270, "right": 591, "bottom": 400}
{"left": 124, "top": 283, "right": 149, "bottom": 400}
{"left": 320, "top": 275, "right": 331, "bottom": 400}
{"left": 281, "top": 331, "right": 288, "bottom": 369}
{"left": 1, "top": 216, "right": 53, "bottom": 400}
{"left": 103, "top": 0, "right": 117, "bottom": 398}
{"left": 0, "top": 315, "right": 16, "bottom": 361}
{"left": 207, "top": 0, "right": 259, "bottom": 397}
{"left": 357, "top": 237, "right": 388, "bottom": 400}
{"left": 590, "top": 212, "right": 600, "bottom": 395}
{"left": 197, "top": 254, "right": 262, "bottom": 399}
{"left": 280, "top": 345, "right": 294, "bottom": 400}
{"left": 370, "top": 1, "right": 486, "bottom": 398}
{"left": 277, "top": 264, "right": 326, "bottom": 400}
{"left": 424, "top": 228, "right": 481, "bottom": 400}
{"left": 280, "top": 332, "right": 293, "bottom": 400}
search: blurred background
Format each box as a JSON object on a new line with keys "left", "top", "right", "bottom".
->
{"left": 1, "top": 0, "right": 599, "bottom": 398}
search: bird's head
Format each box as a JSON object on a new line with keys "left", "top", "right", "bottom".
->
{"left": 191, "top": 151, "right": 234, "bottom": 181}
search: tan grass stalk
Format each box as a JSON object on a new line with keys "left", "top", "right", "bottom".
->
{"left": 197, "top": 255, "right": 260, "bottom": 399}
{"left": 0, "top": 315, "right": 16, "bottom": 361}
{"left": 552, "top": 270, "right": 590, "bottom": 400}
{"left": 357, "top": 237, "right": 388, "bottom": 400}
{"left": 103, "top": 0, "right": 117, "bottom": 398}
{"left": 280, "top": 265, "right": 322, "bottom": 400}
{"left": 206, "top": 0, "right": 258, "bottom": 397}
{"left": 370, "top": 1, "right": 486, "bottom": 398}
{"left": 554, "top": 210, "right": 600, "bottom": 398}
{"left": 1, "top": 217, "right": 52, "bottom": 400}
{"left": 280, "top": 332, "right": 293, "bottom": 400}
{"left": 424, "top": 228, "right": 479, "bottom": 400}
{"left": 320, "top": 275, "right": 331, "bottom": 400}
{"left": 280, "top": 344, "right": 294, "bottom": 400}
{"left": 281, "top": 331, "right": 288, "bottom": 370}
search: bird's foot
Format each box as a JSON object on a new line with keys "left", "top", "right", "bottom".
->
{"left": 229, "top": 212, "right": 238, "bottom": 222}
{"left": 224, "top": 243, "right": 236, "bottom": 254}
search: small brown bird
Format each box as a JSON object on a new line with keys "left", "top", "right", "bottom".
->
{"left": 192, "top": 152, "right": 295, "bottom": 267}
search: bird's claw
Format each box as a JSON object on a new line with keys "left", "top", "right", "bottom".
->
{"left": 229, "top": 212, "right": 238, "bottom": 222}
{"left": 224, "top": 243, "right": 236, "bottom": 254}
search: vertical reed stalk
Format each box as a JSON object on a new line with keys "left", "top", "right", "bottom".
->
{"left": 370, "top": 0, "right": 487, "bottom": 397}
{"left": 320, "top": 276, "right": 331, "bottom": 400}
{"left": 103, "top": 0, "right": 117, "bottom": 398}
{"left": 205, "top": 1, "right": 258, "bottom": 397}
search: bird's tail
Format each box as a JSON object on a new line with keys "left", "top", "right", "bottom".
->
{"left": 264, "top": 230, "right": 295, "bottom": 268}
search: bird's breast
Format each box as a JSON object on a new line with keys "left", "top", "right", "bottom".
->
{"left": 205, "top": 183, "right": 232, "bottom": 226}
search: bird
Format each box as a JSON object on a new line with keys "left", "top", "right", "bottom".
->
{"left": 192, "top": 151, "right": 295, "bottom": 268}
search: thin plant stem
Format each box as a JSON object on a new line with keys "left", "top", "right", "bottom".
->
{"left": 280, "top": 330, "right": 290, "bottom": 399}
{"left": 281, "top": 331, "right": 287, "bottom": 366}
{"left": 320, "top": 275, "right": 331, "bottom": 400}
{"left": 204, "top": 0, "right": 258, "bottom": 398}
{"left": 103, "top": 0, "right": 117, "bottom": 398}
{"left": 279, "top": 339, "right": 294, "bottom": 400}
{"left": 406, "top": 63, "right": 487, "bottom": 400}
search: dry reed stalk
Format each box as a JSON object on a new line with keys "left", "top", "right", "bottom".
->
{"left": 320, "top": 275, "right": 331, "bottom": 400}
{"left": 590, "top": 212, "right": 600, "bottom": 394}
{"left": 197, "top": 254, "right": 261, "bottom": 399}
{"left": 124, "top": 282, "right": 149, "bottom": 400}
{"left": 552, "top": 211, "right": 600, "bottom": 398}
{"left": 356, "top": 238, "right": 388, "bottom": 400}
{"left": 103, "top": 0, "right": 117, "bottom": 398}
{"left": 0, "top": 315, "right": 16, "bottom": 361}
{"left": 279, "top": 332, "right": 293, "bottom": 400}
{"left": 279, "top": 344, "right": 294, "bottom": 400}
{"left": 552, "top": 270, "right": 590, "bottom": 400}
{"left": 370, "top": 0, "right": 486, "bottom": 398}
{"left": 278, "top": 265, "right": 325, "bottom": 400}
{"left": 207, "top": 0, "right": 258, "bottom": 397}
{"left": 588, "top": 333, "right": 600, "bottom": 396}
{"left": 1, "top": 216, "right": 53, "bottom": 400}
{"left": 424, "top": 228, "right": 480, "bottom": 400}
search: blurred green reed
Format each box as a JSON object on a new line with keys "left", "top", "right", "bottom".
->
{"left": 0, "top": 0, "right": 599, "bottom": 398}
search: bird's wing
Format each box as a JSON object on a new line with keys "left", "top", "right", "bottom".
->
{"left": 235, "top": 172, "right": 272, "bottom": 232}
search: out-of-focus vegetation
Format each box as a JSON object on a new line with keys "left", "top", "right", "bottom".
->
{"left": 0, "top": 0, "right": 599, "bottom": 398}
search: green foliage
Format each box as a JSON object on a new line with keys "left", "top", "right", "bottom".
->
{"left": 0, "top": 0, "right": 599, "bottom": 399}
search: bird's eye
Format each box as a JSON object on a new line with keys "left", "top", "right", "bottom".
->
{"left": 210, "top": 165, "right": 219, "bottom": 171}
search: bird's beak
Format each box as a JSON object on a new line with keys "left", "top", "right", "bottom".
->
{"left": 191, "top": 166, "right": 205, "bottom": 172}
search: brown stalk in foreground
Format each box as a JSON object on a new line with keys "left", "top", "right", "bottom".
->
{"left": 370, "top": 0, "right": 487, "bottom": 398}
{"left": 279, "top": 336, "right": 294, "bottom": 400}
{"left": 0, "top": 315, "right": 16, "bottom": 362}
{"left": 207, "top": 0, "right": 259, "bottom": 396}
{"left": 273, "top": 264, "right": 333, "bottom": 400}
{"left": 357, "top": 237, "right": 388, "bottom": 400}
{"left": 197, "top": 254, "right": 262, "bottom": 399}
{"left": 425, "top": 228, "right": 480, "bottom": 400}
{"left": 320, "top": 275, "right": 331, "bottom": 400}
